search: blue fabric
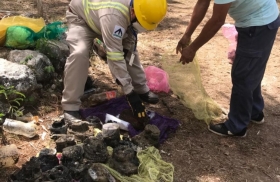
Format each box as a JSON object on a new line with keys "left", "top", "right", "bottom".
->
{"left": 79, "top": 96, "right": 180, "bottom": 144}
{"left": 214, "top": 0, "right": 279, "bottom": 27}
{"left": 224, "top": 17, "right": 280, "bottom": 134}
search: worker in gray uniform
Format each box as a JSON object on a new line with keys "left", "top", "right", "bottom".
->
{"left": 62, "top": 0, "right": 167, "bottom": 124}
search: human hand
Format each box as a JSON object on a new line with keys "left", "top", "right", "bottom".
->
{"left": 179, "top": 46, "right": 196, "bottom": 65}
{"left": 176, "top": 34, "right": 191, "bottom": 54}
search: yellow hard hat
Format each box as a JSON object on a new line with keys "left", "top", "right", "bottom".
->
{"left": 134, "top": 0, "right": 167, "bottom": 30}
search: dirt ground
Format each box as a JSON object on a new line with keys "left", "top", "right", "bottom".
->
{"left": 0, "top": 0, "right": 280, "bottom": 181}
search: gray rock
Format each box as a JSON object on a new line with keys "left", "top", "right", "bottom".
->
{"left": 36, "top": 39, "right": 69, "bottom": 73}
{"left": 8, "top": 50, "right": 54, "bottom": 82}
{"left": 0, "top": 58, "right": 37, "bottom": 94}
{"left": 0, "top": 47, "right": 9, "bottom": 59}
{"left": 0, "top": 144, "right": 19, "bottom": 168}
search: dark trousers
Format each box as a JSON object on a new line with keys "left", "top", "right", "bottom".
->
{"left": 225, "top": 17, "right": 279, "bottom": 134}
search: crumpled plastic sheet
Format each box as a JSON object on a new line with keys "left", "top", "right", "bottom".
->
{"left": 80, "top": 96, "right": 180, "bottom": 144}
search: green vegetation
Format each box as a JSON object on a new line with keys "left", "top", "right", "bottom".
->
{"left": 44, "top": 65, "right": 55, "bottom": 73}
{"left": 20, "top": 54, "right": 33, "bottom": 65}
{"left": 0, "top": 85, "right": 25, "bottom": 119}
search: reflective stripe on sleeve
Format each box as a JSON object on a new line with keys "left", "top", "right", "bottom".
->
{"left": 107, "top": 52, "right": 124, "bottom": 61}
{"left": 83, "top": 0, "right": 101, "bottom": 34}
{"left": 88, "top": 2, "right": 129, "bottom": 22}
{"left": 83, "top": 0, "right": 129, "bottom": 34}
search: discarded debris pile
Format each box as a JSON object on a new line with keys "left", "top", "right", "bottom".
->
{"left": 7, "top": 109, "right": 174, "bottom": 181}
{"left": 80, "top": 96, "right": 180, "bottom": 144}
{"left": 9, "top": 123, "right": 173, "bottom": 182}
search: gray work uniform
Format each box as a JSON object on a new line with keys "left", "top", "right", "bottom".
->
{"left": 62, "top": 0, "right": 149, "bottom": 111}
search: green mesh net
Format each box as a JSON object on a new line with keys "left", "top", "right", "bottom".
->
{"left": 161, "top": 52, "right": 223, "bottom": 124}
{"left": 36, "top": 21, "right": 66, "bottom": 40}
{"left": 5, "top": 21, "right": 66, "bottom": 49}
{"left": 102, "top": 146, "right": 174, "bottom": 182}
{"left": 5, "top": 26, "right": 35, "bottom": 49}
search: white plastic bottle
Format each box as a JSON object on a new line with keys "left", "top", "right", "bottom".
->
{"left": 105, "top": 114, "right": 130, "bottom": 131}
{"left": 3, "top": 118, "right": 37, "bottom": 138}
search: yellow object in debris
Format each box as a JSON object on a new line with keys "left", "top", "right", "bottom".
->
{"left": 93, "top": 128, "right": 102, "bottom": 136}
{"left": 102, "top": 146, "right": 174, "bottom": 182}
{"left": 0, "top": 16, "right": 45, "bottom": 46}
{"left": 162, "top": 52, "right": 223, "bottom": 124}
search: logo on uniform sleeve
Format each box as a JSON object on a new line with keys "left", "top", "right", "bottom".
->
{"left": 112, "top": 25, "right": 125, "bottom": 39}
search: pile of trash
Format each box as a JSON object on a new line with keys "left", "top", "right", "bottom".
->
{"left": 7, "top": 129, "right": 174, "bottom": 181}
{"left": 1, "top": 96, "right": 177, "bottom": 182}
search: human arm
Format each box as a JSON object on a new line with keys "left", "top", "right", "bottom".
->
{"left": 100, "top": 15, "right": 148, "bottom": 121}
{"left": 176, "top": 0, "right": 211, "bottom": 54}
{"left": 179, "top": 2, "right": 232, "bottom": 64}
{"left": 100, "top": 15, "right": 133, "bottom": 94}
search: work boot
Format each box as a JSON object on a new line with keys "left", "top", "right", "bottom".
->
{"left": 64, "top": 111, "right": 82, "bottom": 124}
{"left": 139, "top": 91, "right": 159, "bottom": 104}
{"left": 49, "top": 119, "right": 68, "bottom": 134}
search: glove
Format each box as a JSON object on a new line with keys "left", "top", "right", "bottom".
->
{"left": 126, "top": 91, "right": 149, "bottom": 122}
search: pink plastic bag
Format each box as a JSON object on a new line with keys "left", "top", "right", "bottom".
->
{"left": 221, "top": 24, "right": 238, "bottom": 64}
{"left": 144, "top": 66, "right": 170, "bottom": 93}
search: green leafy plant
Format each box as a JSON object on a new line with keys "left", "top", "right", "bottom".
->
{"left": 20, "top": 55, "right": 33, "bottom": 65}
{"left": 44, "top": 65, "right": 55, "bottom": 73}
{"left": 35, "top": 38, "right": 49, "bottom": 52}
{"left": 0, "top": 85, "right": 25, "bottom": 118}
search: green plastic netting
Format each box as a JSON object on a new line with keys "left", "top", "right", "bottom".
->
{"left": 5, "top": 21, "right": 66, "bottom": 49}
{"left": 161, "top": 52, "right": 223, "bottom": 124}
{"left": 102, "top": 146, "right": 174, "bottom": 182}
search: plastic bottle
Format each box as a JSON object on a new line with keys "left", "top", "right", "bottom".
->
{"left": 105, "top": 113, "right": 130, "bottom": 131}
{"left": 3, "top": 118, "right": 37, "bottom": 138}
{"left": 88, "top": 90, "right": 121, "bottom": 105}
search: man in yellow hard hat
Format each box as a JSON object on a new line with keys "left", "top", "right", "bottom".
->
{"left": 62, "top": 0, "right": 167, "bottom": 124}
